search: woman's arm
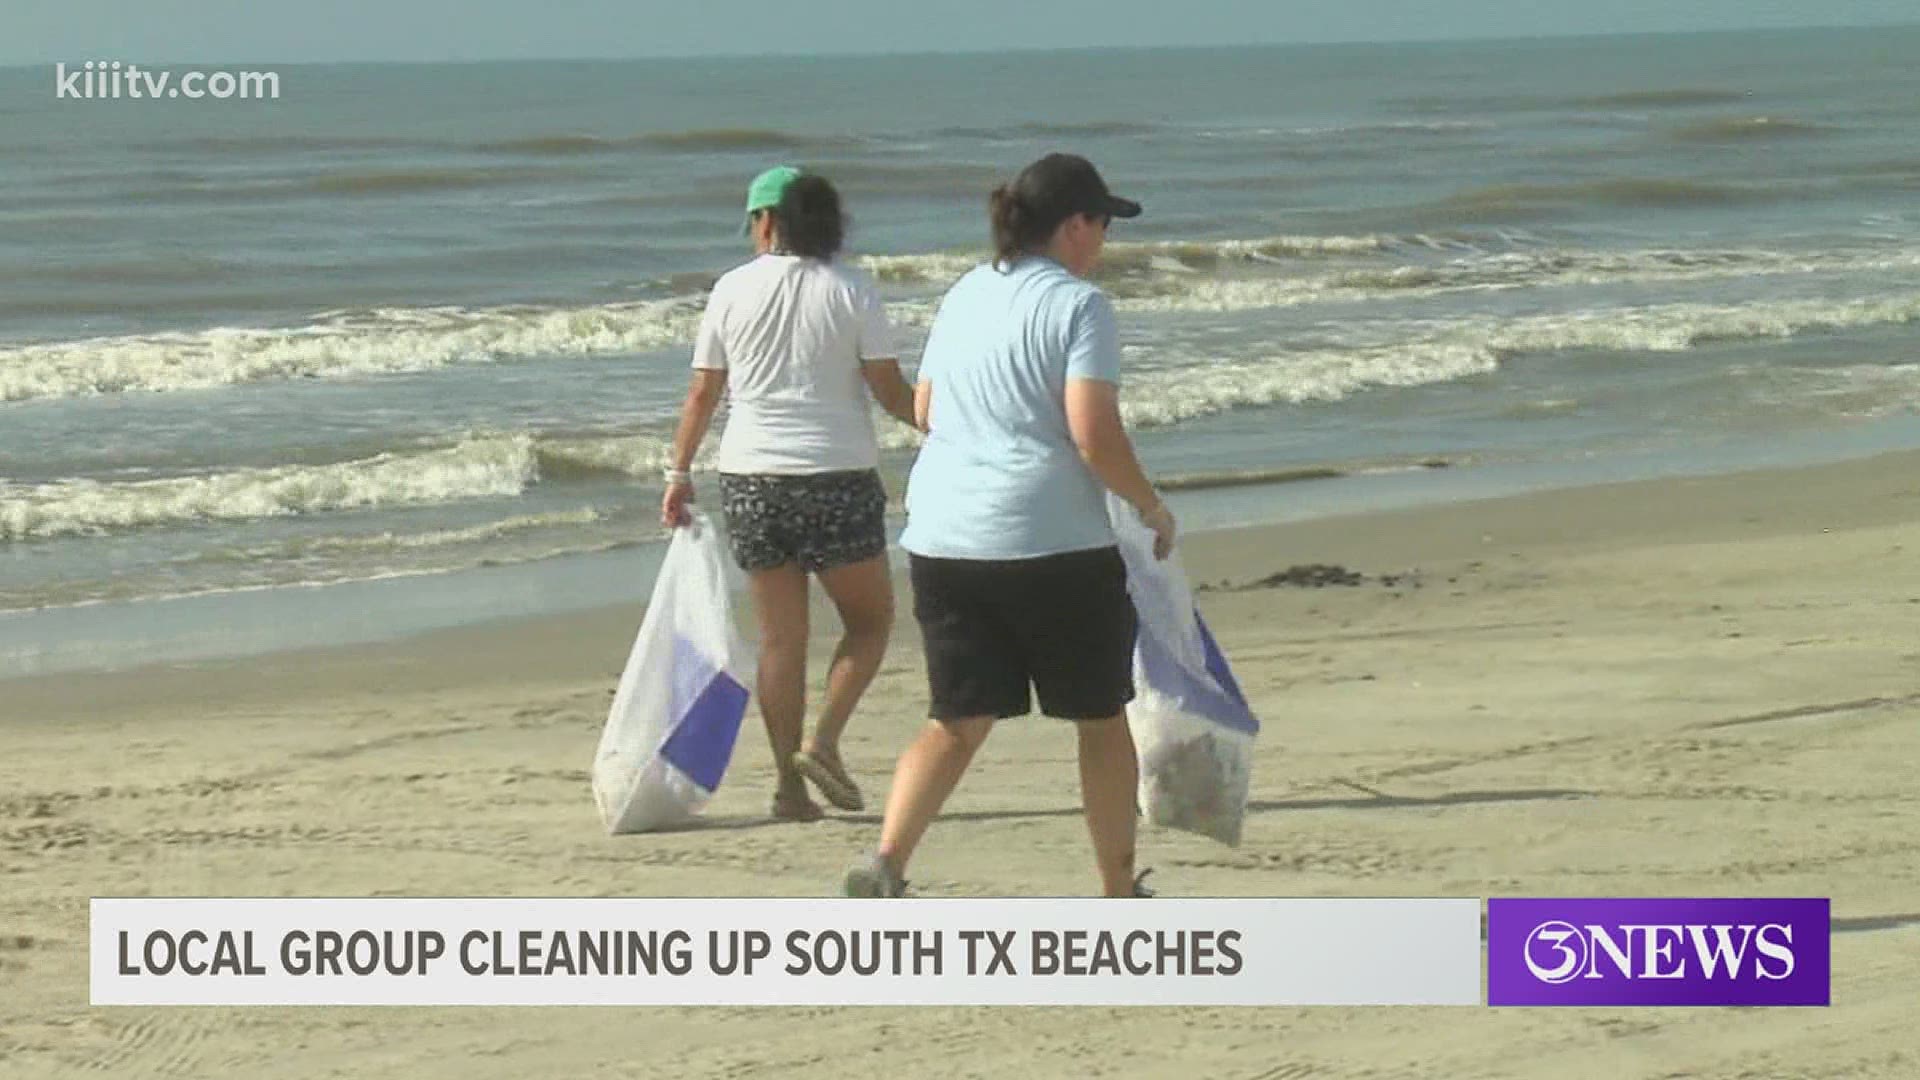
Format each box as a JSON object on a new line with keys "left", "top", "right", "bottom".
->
{"left": 661, "top": 369, "right": 728, "bottom": 527}
{"left": 912, "top": 378, "right": 933, "bottom": 434}
{"left": 1065, "top": 377, "right": 1175, "bottom": 557}
{"left": 860, "top": 358, "right": 921, "bottom": 431}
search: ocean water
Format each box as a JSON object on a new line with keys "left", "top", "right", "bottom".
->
{"left": 2, "top": 26, "right": 1918, "bottom": 672}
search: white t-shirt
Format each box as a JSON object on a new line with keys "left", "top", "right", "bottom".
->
{"left": 692, "top": 253, "right": 897, "bottom": 475}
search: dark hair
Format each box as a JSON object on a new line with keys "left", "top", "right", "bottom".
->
{"left": 771, "top": 174, "right": 845, "bottom": 260}
{"left": 988, "top": 183, "right": 1067, "bottom": 270}
{"left": 989, "top": 152, "right": 1136, "bottom": 270}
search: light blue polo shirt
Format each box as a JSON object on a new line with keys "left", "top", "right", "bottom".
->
{"left": 899, "top": 256, "right": 1123, "bottom": 561}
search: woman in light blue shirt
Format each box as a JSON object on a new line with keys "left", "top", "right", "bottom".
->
{"left": 845, "top": 154, "right": 1177, "bottom": 899}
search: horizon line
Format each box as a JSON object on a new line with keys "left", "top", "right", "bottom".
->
{"left": 1, "top": 20, "right": 1915, "bottom": 71}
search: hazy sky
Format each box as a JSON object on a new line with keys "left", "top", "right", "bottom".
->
{"left": 6, "top": 0, "right": 1916, "bottom": 65}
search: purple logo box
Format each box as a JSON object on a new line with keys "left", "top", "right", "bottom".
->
{"left": 1487, "top": 898, "right": 1830, "bottom": 1006}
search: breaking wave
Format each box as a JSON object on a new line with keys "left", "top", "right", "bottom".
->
{"left": 1, "top": 436, "right": 544, "bottom": 541}
{"left": 857, "top": 233, "right": 1406, "bottom": 283}
{"left": 1115, "top": 293, "right": 1920, "bottom": 426}
{"left": 0, "top": 429, "right": 708, "bottom": 541}
{"left": 10, "top": 291, "right": 1918, "bottom": 539}
{"left": 1108, "top": 248, "right": 1920, "bottom": 311}
{"left": 9, "top": 238, "right": 1915, "bottom": 404}
{"left": 0, "top": 299, "right": 711, "bottom": 402}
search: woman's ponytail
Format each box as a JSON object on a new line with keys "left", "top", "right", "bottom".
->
{"left": 990, "top": 183, "right": 1039, "bottom": 270}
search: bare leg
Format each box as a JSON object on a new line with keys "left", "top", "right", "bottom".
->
{"left": 874, "top": 716, "right": 994, "bottom": 877}
{"left": 808, "top": 554, "right": 895, "bottom": 761}
{"left": 748, "top": 564, "right": 815, "bottom": 818}
{"left": 1076, "top": 714, "right": 1140, "bottom": 897}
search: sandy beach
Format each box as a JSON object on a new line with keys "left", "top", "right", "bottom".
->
{"left": 5, "top": 450, "right": 1918, "bottom": 1079}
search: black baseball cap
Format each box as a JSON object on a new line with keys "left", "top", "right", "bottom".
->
{"left": 1013, "top": 153, "right": 1142, "bottom": 223}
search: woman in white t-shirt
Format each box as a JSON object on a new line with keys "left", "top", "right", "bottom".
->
{"left": 662, "top": 167, "right": 919, "bottom": 822}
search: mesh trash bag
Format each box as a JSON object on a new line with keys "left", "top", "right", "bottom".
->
{"left": 1108, "top": 494, "right": 1260, "bottom": 847}
{"left": 592, "top": 509, "right": 755, "bottom": 834}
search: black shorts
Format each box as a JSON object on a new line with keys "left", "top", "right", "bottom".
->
{"left": 909, "top": 546, "right": 1138, "bottom": 722}
{"left": 717, "top": 469, "right": 888, "bottom": 574}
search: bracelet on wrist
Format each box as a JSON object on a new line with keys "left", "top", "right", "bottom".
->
{"left": 664, "top": 468, "right": 693, "bottom": 485}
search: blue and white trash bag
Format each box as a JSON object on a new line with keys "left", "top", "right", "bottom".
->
{"left": 592, "top": 509, "right": 754, "bottom": 834}
{"left": 1108, "top": 494, "right": 1260, "bottom": 847}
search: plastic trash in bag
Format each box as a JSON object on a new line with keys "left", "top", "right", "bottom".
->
{"left": 592, "top": 508, "right": 755, "bottom": 834}
{"left": 1108, "top": 494, "right": 1260, "bottom": 847}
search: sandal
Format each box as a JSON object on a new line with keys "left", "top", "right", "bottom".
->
{"left": 770, "top": 790, "right": 824, "bottom": 823}
{"left": 792, "top": 750, "right": 864, "bottom": 812}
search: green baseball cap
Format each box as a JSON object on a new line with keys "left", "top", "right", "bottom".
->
{"left": 745, "top": 165, "right": 801, "bottom": 218}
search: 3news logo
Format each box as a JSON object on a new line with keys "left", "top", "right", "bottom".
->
{"left": 1522, "top": 919, "right": 1795, "bottom": 984}
{"left": 1486, "top": 898, "right": 1830, "bottom": 1006}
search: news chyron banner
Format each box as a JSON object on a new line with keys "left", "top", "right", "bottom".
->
{"left": 92, "top": 897, "right": 1480, "bottom": 1007}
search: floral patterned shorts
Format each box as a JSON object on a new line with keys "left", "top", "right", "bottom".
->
{"left": 716, "top": 469, "right": 888, "bottom": 573}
